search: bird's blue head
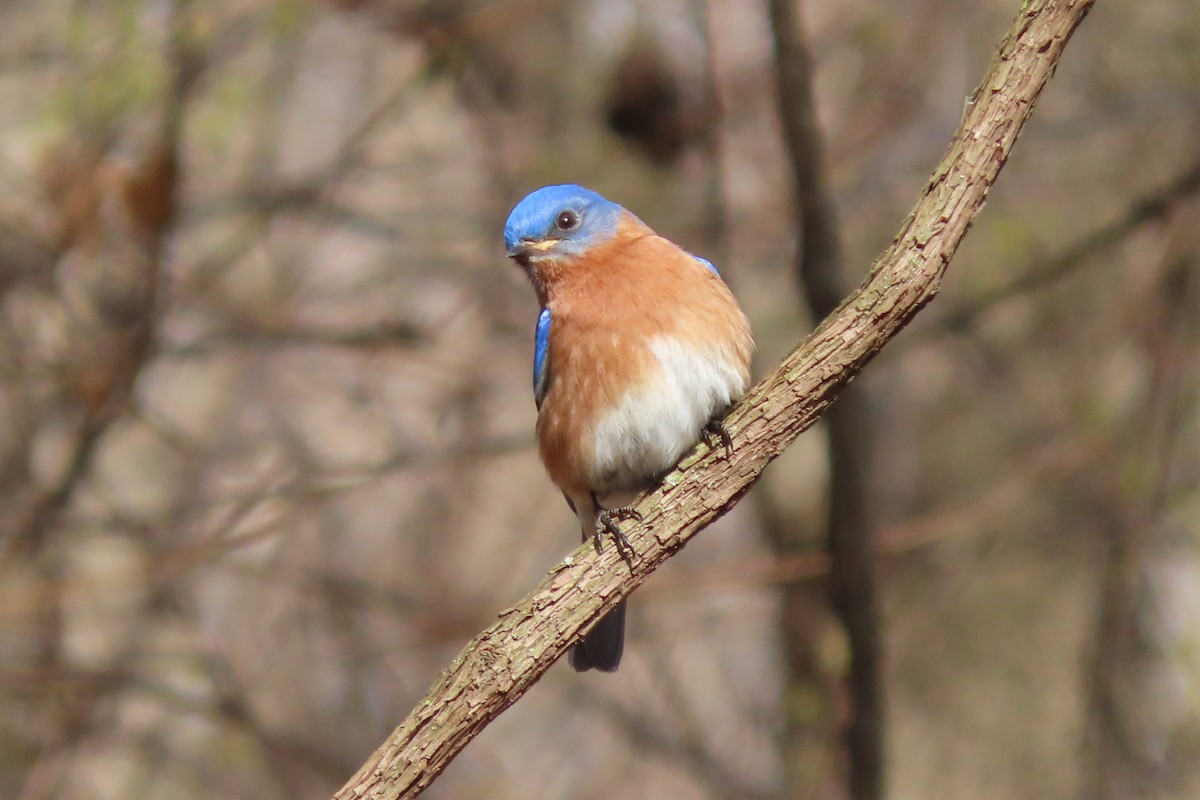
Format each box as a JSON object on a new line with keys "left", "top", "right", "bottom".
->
{"left": 504, "top": 184, "right": 623, "bottom": 267}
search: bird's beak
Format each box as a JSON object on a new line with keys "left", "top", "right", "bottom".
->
{"left": 507, "top": 238, "right": 558, "bottom": 264}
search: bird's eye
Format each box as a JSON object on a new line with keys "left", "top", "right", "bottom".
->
{"left": 556, "top": 210, "right": 579, "bottom": 231}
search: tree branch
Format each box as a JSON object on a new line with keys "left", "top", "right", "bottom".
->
{"left": 768, "top": 0, "right": 883, "bottom": 796}
{"left": 937, "top": 157, "right": 1200, "bottom": 333}
{"left": 332, "top": 1, "right": 1095, "bottom": 797}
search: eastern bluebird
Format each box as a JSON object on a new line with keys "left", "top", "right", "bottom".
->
{"left": 504, "top": 184, "right": 754, "bottom": 672}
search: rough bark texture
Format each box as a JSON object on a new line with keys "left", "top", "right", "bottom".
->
{"left": 333, "top": 1, "right": 1095, "bottom": 797}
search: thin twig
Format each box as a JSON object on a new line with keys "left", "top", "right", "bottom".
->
{"left": 938, "top": 158, "right": 1200, "bottom": 334}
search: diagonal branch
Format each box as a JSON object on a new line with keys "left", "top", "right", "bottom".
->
{"left": 332, "top": 1, "right": 1095, "bottom": 797}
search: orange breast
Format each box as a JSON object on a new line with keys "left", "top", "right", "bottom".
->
{"left": 534, "top": 216, "right": 752, "bottom": 496}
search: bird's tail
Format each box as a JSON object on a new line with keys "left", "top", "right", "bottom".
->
{"left": 569, "top": 601, "right": 626, "bottom": 672}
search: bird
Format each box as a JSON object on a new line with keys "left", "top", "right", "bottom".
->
{"left": 503, "top": 184, "right": 753, "bottom": 672}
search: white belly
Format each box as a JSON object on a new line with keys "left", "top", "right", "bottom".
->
{"left": 587, "top": 336, "right": 746, "bottom": 492}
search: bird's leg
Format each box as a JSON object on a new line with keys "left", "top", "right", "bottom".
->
{"left": 591, "top": 492, "right": 639, "bottom": 566}
{"left": 700, "top": 418, "right": 734, "bottom": 458}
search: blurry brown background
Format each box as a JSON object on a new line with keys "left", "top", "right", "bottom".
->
{"left": 1, "top": 1, "right": 1198, "bottom": 799}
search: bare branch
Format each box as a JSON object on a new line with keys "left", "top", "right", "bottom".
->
{"left": 768, "top": 0, "right": 884, "bottom": 796}
{"left": 938, "top": 158, "right": 1200, "bottom": 333}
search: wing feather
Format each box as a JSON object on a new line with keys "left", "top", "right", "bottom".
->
{"left": 533, "top": 307, "right": 552, "bottom": 409}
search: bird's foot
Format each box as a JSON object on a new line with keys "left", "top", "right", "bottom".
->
{"left": 700, "top": 418, "right": 734, "bottom": 458}
{"left": 592, "top": 493, "right": 640, "bottom": 566}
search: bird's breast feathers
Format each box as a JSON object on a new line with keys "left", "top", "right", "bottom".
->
{"left": 587, "top": 334, "right": 746, "bottom": 490}
{"left": 534, "top": 221, "right": 752, "bottom": 495}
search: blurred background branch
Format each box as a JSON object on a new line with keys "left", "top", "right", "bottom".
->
{"left": 767, "top": 1, "right": 883, "bottom": 797}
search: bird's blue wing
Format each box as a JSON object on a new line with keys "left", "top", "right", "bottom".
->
{"left": 533, "top": 307, "right": 552, "bottom": 409}
{"left": 690, "top": 254, "right": 720, "bottom": 276}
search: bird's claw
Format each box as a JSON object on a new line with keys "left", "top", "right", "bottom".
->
{"left": 701, "top": 419, "right": 734, "bottom": 458}
{"left": 594, "top": 506, "right": 640, "bottom": 566}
